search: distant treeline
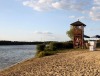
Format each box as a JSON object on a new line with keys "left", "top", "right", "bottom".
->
{"left": 0, "top": 41, "right": 45, "bottom": 45}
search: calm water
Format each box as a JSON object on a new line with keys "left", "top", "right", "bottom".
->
{"left": 0, "top": 45, "right": 36, "bottom": 70}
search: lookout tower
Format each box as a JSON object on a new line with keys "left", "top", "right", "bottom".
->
{"left": 70, "top": 20, "right": 86, "bottom": 48}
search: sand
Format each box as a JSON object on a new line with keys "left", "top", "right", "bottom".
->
{"left": 1, "top": 50, "right": 100, "bottom": 76}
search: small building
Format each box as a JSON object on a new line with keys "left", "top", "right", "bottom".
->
{"left": 70, "top": 20, "right": 86, "bottom": 48}
{"left": 88, "top": 40, "right": 97, "bottom": 51}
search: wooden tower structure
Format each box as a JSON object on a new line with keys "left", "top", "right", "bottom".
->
{"left": 70, "top": 20, "right": 86, "bottom": 48}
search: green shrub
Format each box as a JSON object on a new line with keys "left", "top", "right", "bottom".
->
{"left": 44, "top": 46, "right": 51, "bottom": 51}
{"left": 63, "top": 41, "right": 73, "bottom": 49}
{"left": 36, "top": 44, "right": 45, "bottom": 51}
{"left": 36, "top": 51, "right": 45, "bottom": 57}
{"left": 35, "top": 41, "right": 73, "bottom": 58}
{"left": 48, "top": 41, "right": 73, "bottom": 51}
{"left": 49, "top": 42, "right": 58, "bottom": 51}
{"left": 36, "top": 51, "right": 56, "bottom": 58}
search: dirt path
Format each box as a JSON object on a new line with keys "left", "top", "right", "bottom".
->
{"left": 1, "top": 50, "right": 100, "bottom": 76}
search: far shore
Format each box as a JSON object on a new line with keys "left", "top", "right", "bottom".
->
{"left": 0, "top": 41, "right": 44, "bottom": 45}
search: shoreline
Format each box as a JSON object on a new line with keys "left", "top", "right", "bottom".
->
{"left": 0, "top": 45, "right": 36, "bottom": 71}
{"left": 1, "top": 50, "right": 100, "bottom": 76}
{"left": 0, "top": 50, "right": 88, "bottom": 75}
{"left": 0, "top": 57, "right": 35, "bottom": 71}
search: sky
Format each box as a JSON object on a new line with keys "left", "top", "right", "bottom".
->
{"left": 0, "top": 0, "right": 100, "bottom": 41}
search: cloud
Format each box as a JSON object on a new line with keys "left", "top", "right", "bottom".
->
{"left": 22, "top": 0, "right": 100, "bottom": 21}
{"left": 33, "top": 31, "right": 53, "bottom": 35}
{"left": 89, "top": 0, "right": 100, "bottom": 21}
{"left": 33, "top": 31, "right": 43, "bottom": 34}
{"left": 33, "top": 31, "right": 69, "bottom": 41}
{"left": 33, "top": 31, "right": 59, "bottom": 41}
{"left": 52, "top": 0, "right": 91, "bottom": 11}
{"left": 22, "top": 0, "right": 91, "bottom": 12}
{"left": 77, "top": 16, "right": 88, "bottom": 20}
{"left": 68, "top": 16, "right": 75, "bottom": 19}
{"left": 23, "top": 0, "right": 54, "bottom": 11}
{"left": 68, "top": 15, "right": 88, "bottom": 20}
{"left": 94, "top": 0, "right": 100, "bottom": 5}
{"left": 43, "top": 31, "right": 53, "bottom": 35}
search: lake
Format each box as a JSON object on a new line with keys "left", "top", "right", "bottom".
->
{"left": 0, "top": 45, "right": 36, "bottom": 70}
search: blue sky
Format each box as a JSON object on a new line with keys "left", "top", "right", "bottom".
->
{"left": 0, "top": 0, "right": 100, "bottom": 41}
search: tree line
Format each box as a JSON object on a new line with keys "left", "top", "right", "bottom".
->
{"left": 0, "top": 41, "right": 44, "bottom": 45}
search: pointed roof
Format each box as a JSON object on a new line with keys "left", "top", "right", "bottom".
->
{"left": 70, "top": 20, "right": 86, "bottom": 26}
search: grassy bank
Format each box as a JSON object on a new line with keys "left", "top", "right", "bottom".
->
{"left": 35, "top": 41, "right": 73, "bottom": 57}
{"left": 35, "top": 40, "right": 100, "bottom": 58}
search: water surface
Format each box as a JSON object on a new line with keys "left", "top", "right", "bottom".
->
{"left": 0, "top": 45, "right": 36, "bottom": 70}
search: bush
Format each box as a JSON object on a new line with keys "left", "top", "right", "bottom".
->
{"left": 35, "top": 41, "right": 73, "bottom": 57}
{"left": 36, "top": 51, "right": 56, "bottom": 58}
{"left": 48, "top": 41, "right": 73, "bottom": 51}
{"left": 44, "top": 46, "right": 51, "bottom": 51}
{"left": 63, "top": 41, "right": 73, "bottom": 49}
{"left": 36, "top": 44, "right": 45, "bottom": 52}
{"left": 35, "top": 51, "right": 45, "bottom": 57}
{"left": 49, "top": 42, "right": 58, "bottom": 51}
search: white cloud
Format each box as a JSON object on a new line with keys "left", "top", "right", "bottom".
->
{"left": 89, "top": 0, "right": 100, "bottom": 21}
{"left": 33, "top": 31, "right": 43, "bottom": 34}
{"left": 33, "top": 31, "right": 63, "bottom": 41}
{"left": 52, "top": 2, "right": 62, "bottom": 9}
{"left": 43, "top": 31, "right": 53, "bottom": 34}
{"left": 77, "top": 16, "right": 87, "bottom": 20}
{"left": 68, "top": 15, "right": 88, "bottom": 20}
{"left": 52, "top": 0, "right": 90, "bottom": 11}
{"left": 23, "top": 0, "right": 54, "bottom": 11}
{"left": 22, "top": 0, "right": 91, "bottom": 12}
{"left": 33, "top": 31, "right": 53, "bottom": 35}
{"left": 68, "top": 16, "right": 75, "bottom": 19}
{"left": 32, "top": 31, "right": 70, "bottom": 41}
{"left": 94, "top": 0, "right": 100, "bottom": 4}
{"left": 21, "top": 0, "right": 100, "bottom": 21}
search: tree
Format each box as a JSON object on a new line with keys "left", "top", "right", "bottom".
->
{"left": 67, "top": 27, "right": 74, "bottom": 40}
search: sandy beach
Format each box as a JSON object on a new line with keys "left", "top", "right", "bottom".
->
{"left": 1, "top": 50, "right": 100, "bottom": 76}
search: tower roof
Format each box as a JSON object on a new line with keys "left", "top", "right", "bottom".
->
{"left": 70, "top": 21, "right": 86, "bottom": 26}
